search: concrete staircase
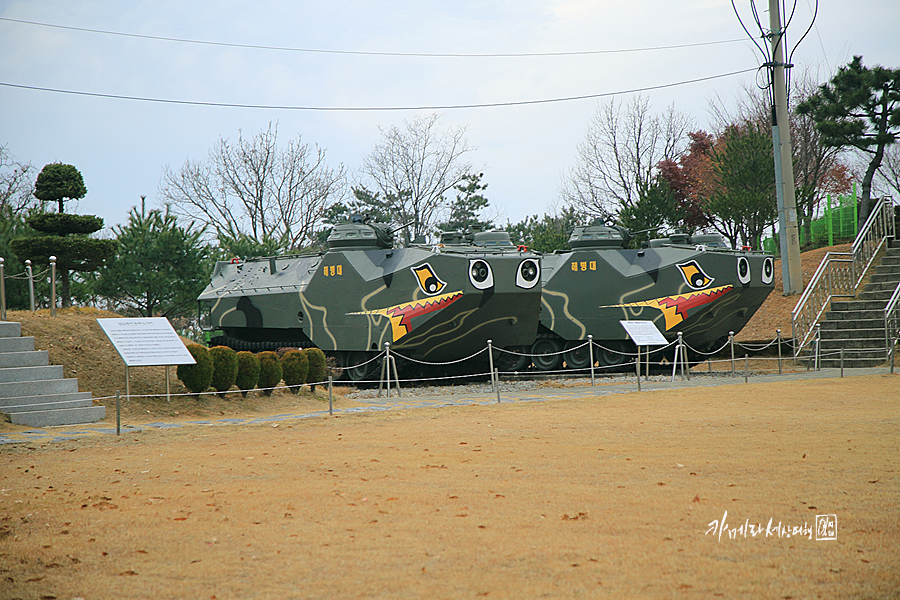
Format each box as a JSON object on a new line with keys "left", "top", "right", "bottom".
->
{"left": 816, "top": 244, "right": 900, "bottom": 368}
{"left": 0, "top": 321, "right": 105, "bottom": 427}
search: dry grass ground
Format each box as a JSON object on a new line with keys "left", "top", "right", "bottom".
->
{"left": 0, "top": 375, "right": 897, "bottom": 599}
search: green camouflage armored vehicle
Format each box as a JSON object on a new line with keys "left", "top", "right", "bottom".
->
{"left": 530, "top": 223, "right": 775, "bottom": 371}
{"left": 198, "top": 217, "right": 543, "bottom": 380}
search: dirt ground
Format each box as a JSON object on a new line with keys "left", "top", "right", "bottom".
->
{"left": 1, "top": 374, "right": 897, "bottom": 599}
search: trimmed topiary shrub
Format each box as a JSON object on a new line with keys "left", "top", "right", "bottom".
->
{"left": 304, "top": 347, "right": 327, "bottom": 391}
{"left": 257, "top": 351, "right": 283, "bottom": 396}
{"left": 235, "top": 351, "right": 261, "bottom": 398}
{"left": 176, "top": 344, "right": 214, "bottom": 398}
{"left": 209, "top": 346, "right": 238, "bottom": 397}
{"left": 281, "top": 349, "right": 309, "bottom": 394}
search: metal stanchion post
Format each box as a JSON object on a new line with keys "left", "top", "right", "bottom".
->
{"left": 635, "top": 345, "right": 641, "bottom": 391}
{"left": 377, "top": 354, "right": 386, "bottom": 398}
{"left": 776, "top": 329, "right": 783, "bottom": 375}
{"left": 588, "top": 335, "right": 595, "bottom": 387}
{"left": 391, "top": 352, "right": 402, "bottom": 397}
{"left": 328, "top": 376, "right": 333, "bottom": 415}
{"left": 729, "top": 331, "right": 735, "bottom": 377}
{"left": 683, "top": 341, "right": 691, "bottom": 381}
{"left": 50, "top": 256, "right": 57, "bottom": 317}
{"left": 495, "top": 369, "right": 500, "bottom": 403}
{"left": 116, "top": 390, "right": 121, "bottom": 436}
{"left": 840, "top": 348, "right": 844, "bottom": 378}
{"left": 744, "top": 354, "right": 749, "bottom": 383}
{"left": 385, "top": 342, "right": 392, "bottom": 399}
{"left": 26, "top": 260, "right": 35, "bottom": 313}
{"left": 0, "top": 257, "right": 6, "bottom": 322}
{"left": 487, "top": 339, "right": 496, "bottom": 393}
{"left": 815, "top": 324, "right": 821, "bottom": 372}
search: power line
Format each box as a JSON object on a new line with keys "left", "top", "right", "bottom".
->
{"left": 0, "top": 16, "right": 746, "bottom": 59}
{"left": 0, "top": 68, "right": 757, "bottom": 112}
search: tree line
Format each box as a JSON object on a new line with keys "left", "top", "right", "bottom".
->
{"left": 2, "top": 55, "right": 899, "bottom": 318}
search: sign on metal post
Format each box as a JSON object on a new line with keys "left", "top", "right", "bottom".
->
{"left": 97, "top": 318, "right": 196, "bottom": 404}
{"left": 619, "top": 321, "right": 668, "bottom": 347}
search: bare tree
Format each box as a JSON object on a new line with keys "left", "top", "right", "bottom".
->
{"left": 873, "top": 143, "right": 900, "bottom": 198}
{"left": 361, "top": 114, "right": 474, "bottom": 243}
{"left": 160, "top": 123, "right": 346, "bottom": 253}
{"left": 0, "top": 146, "right": 36, "bottom": 213}
{"left": 563, "top": 95, "right": 692, "bottom": 219}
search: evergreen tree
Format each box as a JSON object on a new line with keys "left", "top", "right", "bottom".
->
{"left": 96, "top": 198, "right": 211, "bottom": 317}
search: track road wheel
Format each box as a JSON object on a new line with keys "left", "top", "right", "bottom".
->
{"left": 343, "top": 351, "right": 375, "bottom": 381}
{"left": 563, "top": 340, "right": 592, "bottom": 370}
{"left": 531, "top": 339, "right": 563, "bottom": 371}
{"left": 597, "top": 340, "right": 628, "bottom": 368}
{"left": 494, "top": 347, "right": 530, "bottom": 372}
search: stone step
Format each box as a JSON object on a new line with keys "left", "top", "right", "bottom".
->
{"left": 819, "top": 337, "right": 887, "bottom": 350}
{"left": 868, "top": 271, "right": 900, "bottom": 283}
{"left": 830, "top": 300, "right": 887, "bottom": 312}
{"left": 863, "top": 280, "right": 900, "bottom": 292}
{"left": 0, "top": 364, "right": 64, "bottom": 384}
{"left": 858, "top": 289, "right": 895, "bottom": 301}
{"left": 0, "top": 378, "right": 79, "bottom": 399}
{"left": 1, "top": 397, "right": 96, "bottom": 413}
{"left": 820, "top": 319, "right": 885, "bottom": 331}
{"left": 0, "top": 350, "right": 49, "bottom": 369}
{"left": 0, "top": 336, "right": 36, "bottom": 353}
{"left": 0, "top": 391, "right": 93, "bottom": 409}
{"left": 0, "top": 321, "right": 22, "bottom": 338}
{"left": 825, "top": 308, "right": 885, "bottom": 321}
{"left": 9, "top": 405, "right": 106, "bottom": 427}
{"left": 816, "top": 358, "right": 887, "bottom": 368}
{"left": 879, "top": 256, "right": 900, "bottom": 265}
{"left": 820, "top": 327, "right": 886, "bottom": 340}
{"left": 819, "top": 338, "right": 886, "bottom": 351}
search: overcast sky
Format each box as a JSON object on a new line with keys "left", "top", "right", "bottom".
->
{"left": 2, "top": 0, "right": 899, "bottom": 234}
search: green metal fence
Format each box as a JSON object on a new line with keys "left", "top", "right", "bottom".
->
{"left": 762, "top": 186, "right": 858, "bottom": 256}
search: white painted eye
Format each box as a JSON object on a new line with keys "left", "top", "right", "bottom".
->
{"left": 737, "top": 256, "right": 751, "bottom": 285}
{"left": 516, "top": 258, "right": 540, "bottom": 289}
{"left": 761, "top": 257, "right": 775, "bottom": 284}
{"left": 469, "top": 259, "right": 494, "bottom": 290}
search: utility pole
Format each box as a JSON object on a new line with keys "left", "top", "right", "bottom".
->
{"left": 769, "top": 0, "right": 803, "bottom": 294}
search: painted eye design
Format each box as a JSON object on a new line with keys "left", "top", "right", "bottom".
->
{"left": 677, "top": 260, "right": 714, "bottom": 290}
{"left": 737, "top": 256, "right": 751, "bottom": 285}
{"left": 469, "top": 259, "right": 494, "bottom": 290}
{"left": 761, "top": 257, "right": 775, "bottom": 285}
{"left": 411, "top": 263, "right": 447, "bottom": 295}
{"left": 516, "top": 258, "right": 540, "bottom": 289}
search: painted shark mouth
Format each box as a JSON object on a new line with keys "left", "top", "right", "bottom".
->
{"left": 600, "top": 284, "right": 733, "bottom": 330}
{"left": 348, "top": 291, "right": 464, "bottom": 341}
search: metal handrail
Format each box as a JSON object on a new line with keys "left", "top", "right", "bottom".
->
{"left": 792, "top": 197, "right": 895, "bottom": 356}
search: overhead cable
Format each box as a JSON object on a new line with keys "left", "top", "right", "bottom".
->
{"left": 0, "top": 68, "right": 757, "bottom": 111}
{"left": 0, "top": 16, "right": 746, "bottom": 59}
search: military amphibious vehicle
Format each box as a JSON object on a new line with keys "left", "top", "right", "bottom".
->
{"left": 532, "top": 223, "right": 774, "bottom": 370}
{"left": 441, "top": 223, "right": 775, "bottom": 372}
{"left": 198, "top": 217, "right": 543, "bottom": 380}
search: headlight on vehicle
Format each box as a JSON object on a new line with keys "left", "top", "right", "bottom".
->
{"left": 469, "top": 259, "right": 494, "bottom": 290}
{"left": 516, "top": 258, "right": 540, "bottom": 289}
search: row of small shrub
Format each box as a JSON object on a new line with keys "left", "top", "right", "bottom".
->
{"left": 176, "top": 345, "right": 327, "bottom": 398}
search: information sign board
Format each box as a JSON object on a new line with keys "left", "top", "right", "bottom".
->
{"left": 97, "top": 318, "right": 196, "bottom": 367}
{"left": 619, "top": 320, "right": 668, "bottom": 346}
